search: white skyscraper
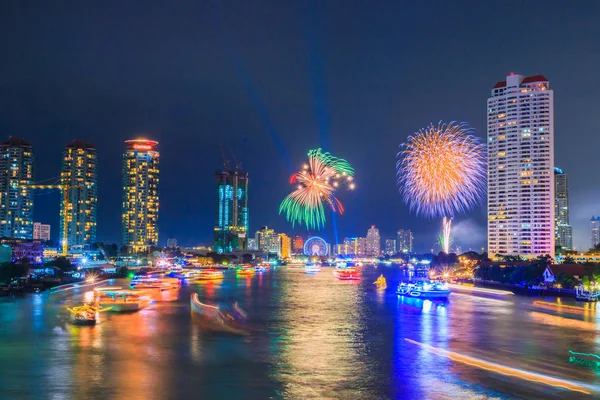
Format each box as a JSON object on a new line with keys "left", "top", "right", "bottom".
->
{"left": 488, "top": 73, "right": 554, "bottom": 257}
{"left": 365, "top": 225, "right": 381, "bottom": 257}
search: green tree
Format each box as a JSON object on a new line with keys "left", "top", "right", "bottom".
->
{"left": 0, "top": 262, "right": 28, "bottom": 283}
{"left": 45, "top": 256, "right": 74, "bottom": 272}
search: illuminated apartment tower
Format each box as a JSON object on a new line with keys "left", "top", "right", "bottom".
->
{"left": 278, "top": 233, "right": 291, "bottom": 259}
{"left": 488, "top": 74, "right": 554, "bottom": 257}
{"left": 397, "top": 229, "right": 413, "bottom": 253}
{"left": 591, "top": 217, "right": 600, "bottom": 248}
{"left": 214, "top": 170, "right": 248, "bottom": 253}
{"left": 60, "top": 140, "right": 97, "bottom": 249}
{"left": 553, "top": 168, "right": 572, "bottom": 250}
{"left": 365, "top": 225, "right": 381, "bottom": 256}
{"left": 0, "top": 137, "right": 34, "bottom": 239}
{"left": 122, "top": 139, "right": 160, "bottom": 253}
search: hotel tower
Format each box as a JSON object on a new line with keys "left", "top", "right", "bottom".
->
{"left": 487, "top": 73, "right": 554, "bottom": 257}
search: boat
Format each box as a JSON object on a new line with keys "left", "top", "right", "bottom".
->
{"left": 575, "top": 285, "right": 599, "bottom": 302}
{"left": 195, "top": 269, "right": 224, "bottom": 281}
{"left": 190, "top": 293, "right": 248, "bottom": 335}
{"left": 94, "top": 287, "right": 152, "bottom": 312}
{"left": 236, "top": 266, "right": 255, "bottom": 276}
{"left": 569, "top": 350, "right": 600, "bottom": 370}
{"left": 67, "top": 305, "right": 110, "bottom": 326}
{"left": 305, "top": 263, "right": 322, "bottom": 273}
{"left": 335, "top": 267, "right": 361, "bottom": 280}
{"left": 374, "top": 274, "right": 387, "bottom": 288}
{"left": 396, "top": 281, "right": 450, "bottom": 299}
{"left": 130, "top": 274, "right": 181, "bottom": 291}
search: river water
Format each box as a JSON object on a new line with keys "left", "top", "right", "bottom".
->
{"left": 0, "top": 266, "right": 599, "bottom": 399}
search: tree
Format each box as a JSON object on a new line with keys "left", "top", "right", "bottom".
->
{"left": 563, "top": 255, "right": 575, "bottom": 264}
{"left": 45, "top": 256, "right": 74, "bottom": 272}
{"left": 0, "top": 262, "right": 28, "bottom": 283}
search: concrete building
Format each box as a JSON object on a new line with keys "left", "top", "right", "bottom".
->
{"left": 122, "top": 139, "right": 160, "bottom": 253}
{"left": 61, "top": 140, "right": 97, "bottom": 249}
{"left": 33, "top": 222, "right": 50, "bottom": 241}
{"left": 292, "top": 235, "right": 304, "bottom": 254}
{"left": 278, "top": 233, "right": 291, "bottom": 259}
{"left": 0, "top": 137, "right": 34, "bottom": 239}
{"left": 213, "top": 169, "right": 249, "bottom": 253}
{"left": 488, "top": 73, "right": 554, "bottom": 257}
{"left": 554, "top": 168, "right": 572, "bottom": 251}
{"left": 397, "top": 229, "right": 413, "bottom": 253}
{"left": 591, "top": 217, "right": 600, "bottom": 249}
{"left": 255, "top": 226, "right": 280, "bottom": 255}
{"left": 166, "top": 238, "right": 177, "bottom": 248}
{"left": 365, "top": 225, "right": 381, "bottom": 256}
{"left": 0, "top": 238, "right": 43, "bottom": 265}
{"left": 385, "top": 239, "right": 396, "bottom": 255}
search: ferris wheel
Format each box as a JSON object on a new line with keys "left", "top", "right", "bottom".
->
{"left": 304, "top": 236, "right": 328, "bottom": 256}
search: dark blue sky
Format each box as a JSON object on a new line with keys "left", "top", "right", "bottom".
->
{"left": 1, "top": 1, "right": 599, "bottom": 251}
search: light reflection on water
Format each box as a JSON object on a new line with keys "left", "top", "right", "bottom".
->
{"left": 0, "top": 267, "right": 599, "bottom": 399}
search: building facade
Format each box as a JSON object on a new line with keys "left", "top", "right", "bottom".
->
{"left": 292, "top": 235, "right": 304, "bottom": 254}
{"left": 166, "top": 238, "right": 177, "bottom": 248}
{"left": 385, "top": 239, "right": 396, "bottom": 255}
{"left": 397, "top": 229, "right": 413, "bottom": 253}
{"left": 342, "top": 237, "right": 366, "bottom": 256}
{"left": 255, "top": 226, "right": 280, "bottom": 255}
{"left": 33, "top": 222, "right": 50, "bottom": 241}
{"left": 591, "top": 217, "right": 600, "bottom": 249}
{"left": 554, "top": 168, "right": 572, "bottom": 251}
{"left": 488, "top": 73, "right": 554, "bottom": 257}
{"left": 60, "top": 140, "right": 97, "bottom": 249}
{"left": 0, "top": 137, "right": 34, "bottom": 239}
{"left": 213, "top": 170, "right": 249, "bottom": 253}
{"left": 278, "top": 233, "right": 291, "bottom": 259}
{"left": 122, "top": 139, "right": 160, "bottom": 253}
{"left": 365, "top": 225, "right": 381, "bottom": 256}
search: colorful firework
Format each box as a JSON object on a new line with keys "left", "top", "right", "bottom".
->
{"left": 280, "top": 148, "right": 355, "bottom": 230}
{"left": 396, "top": 121, "right": 486, "bottom": 218}
{"left": 438, "top": 217, "right": 452, "bottom": 254}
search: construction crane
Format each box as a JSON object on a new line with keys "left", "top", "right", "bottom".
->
{"left": 23, "top": 181, "right": 84, "bottom": 256}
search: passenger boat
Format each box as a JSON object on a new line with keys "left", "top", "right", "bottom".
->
{"left": 396, "top": 281, "right": 450, "bottom": 299}
{"left": 569, "top": 350, "right": 600, "bottom": 370}
{"left": 335, "top": 267, "right": 361, "bottom": 280}
{"left": 190, "top": 293, "right": 248, "bottom": 335}
{"left": 373, "top": 274, "right": 387, "bottom": 288}
{"left": 195, "top": 269, "right": 224, "bottom": 281}
{"left": 575, "top": 285, "right": 599, "bottom": 302}
{"left": 236, "top": 266, "right": 255, "bottom": 276}
{"left": 67, "top": 305, "right": 110, "bottom": 326}
{"left": 130, "top": 274, "right": 181, "bottom": 291}
{"left": 305, "top": 263, "right": 322, "bottom": 273}
{"left": 94, "top": 287, "right": 152, "bottom": 312}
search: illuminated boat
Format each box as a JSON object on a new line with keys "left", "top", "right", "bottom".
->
{"left": 130, "top": 274, "right": 181, "bottom": 291}
{"left": 373, "top": 274, "right": 387, "bottom": 288}
{"left": 336, "top": 267, "right": 361, "bottom": 280}
{"left": 256, "top": 263, "right": 270, "bottom": 272}
{"left": 190, "top": 293, "right": 248, "bottom": 335}
{"left": 236, "top": 266, "right": 255, "bottom": 276}
{"left": 195, "top": 269, "right": 224, "bottom": 281}
{"left": 67, "top": 305, "right": 110, "bottom": 326}
{"left": 305, "top": 263, "right": 322, "bottom": 273}
{"left": 575, "top": 285, "right": 599, "bottom": 302}
{"left": 94, "top": 287, "right": 152, "bottom": 312}
{"left": 396, "top": 281, "right": 450, "bottom": 299}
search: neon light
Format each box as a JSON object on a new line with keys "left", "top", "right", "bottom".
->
{"left": 133, "top": 144, "right": 152, "bottom": 150}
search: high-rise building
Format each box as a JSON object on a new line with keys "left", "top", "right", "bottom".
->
{"left": 255, "top": 226, "right": 280, "bottom": 255}
{"left": 278, "top": 233, "right": 291, "bottom": 259}
{"left": 60, "top": 140, "right": 97, "bottom": 249}
{"left": 554, "top": 168, "right": 572, "bottom": 251}
{"left": 166, "top": 238, "right": 177, "bottom": 248}
{"left": 591, "top": 217, "right": 600, "bottom": 249}
{"left": 292, "top": 235, "right": 304, "bottom": 254}
{"left": 385, "top": 239, "right": 396, "bottom": 255}
{"left": 214, "top": 170, "right": 248, "bottom": 253}
{"left": 365, "top": 225, "right": 381, "bottom": 256}
{"left": 247, "top": 238, "right": 257, "bottom": 250}
{"left": 0, "top": 137, "right": 34, "bottom": 239}
{"left": 488, "top": 73, "right": 554, "bottom": 257}
{"left": 397, "top": 229, "right": 413, "bottom": 253}
{"left": 33, "top": 222, "right": 51, "bottom": 241}
{"left": 122, "top": 139, "right": 160, "bottom": 253}
{"left": 342, "top": 237, "right": 366, "bottom": 256}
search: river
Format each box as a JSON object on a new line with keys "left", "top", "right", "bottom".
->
{"left": 0, "top": 266, "right": 598, "bottom": 399}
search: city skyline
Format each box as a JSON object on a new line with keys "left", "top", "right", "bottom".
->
{"left": 2, "top": 2, "right": 599, "bottom": 252}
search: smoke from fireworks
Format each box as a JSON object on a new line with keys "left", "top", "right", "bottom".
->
{"left": 280, "top": 149, "right": 355, "bottom": 230}
{"left": 396, "top": 121, "right": 486, "bottom": 218}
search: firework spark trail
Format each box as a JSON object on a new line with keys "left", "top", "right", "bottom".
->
{"left": 280, "top": 149, "right": 355, "bottom": 230}
{"left": 438, "top": 217, "right": 452, "bottom": 253}
{"left": 397, "top": 121, "right": 486, "bottom": 218}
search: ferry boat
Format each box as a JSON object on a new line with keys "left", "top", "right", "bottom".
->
{"left": 575, "top": 285, "right": 599, "bottom": 302}
{"left": 335, "top": 267, "right": 361, "bottom": 280}
{"left": 305, "top": 263, "right": 322, "bottom": 273}
{"left": 130, "top": 274, "right": 181, "bottom": 291}
{"left": 67, "top": 305, "right": 109, "bottom": 326}
{"left": 236, "top": 266, "right": 255, "bottom": 276}
{"left": 396, "top": 281, "right": 450, "bottom": 299}
{"left": 195, "top": 269, "right": 224, "bottom": 281}
{"left": 373, "top": 274, "right": 387, "bottom": 288}
{"left": 94, "top": 287, "right": 152, "bottom": 312}
{"left": 190, "top": 293, "right": 248, "bottom": 335}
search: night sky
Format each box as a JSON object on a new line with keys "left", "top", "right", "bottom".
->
{"left": 2, "top": 1, "right": 599, "bottom": 252}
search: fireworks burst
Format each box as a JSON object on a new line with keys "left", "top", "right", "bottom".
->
{"left": 438, "top": 217, "right": 452, "bottom": 254}
{"left": 396, "top": 121, "right": 486, "bottom": 218}
{"left": 280, "top": 149, "right": 355, "bottom": 230}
